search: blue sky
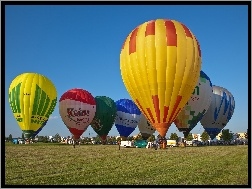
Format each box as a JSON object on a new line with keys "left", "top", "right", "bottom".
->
{"left": 5, "top": 5, "right": 249, "bottom": 138}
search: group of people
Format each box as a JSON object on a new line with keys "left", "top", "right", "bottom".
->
{"left": 147, "top": 138, "right": 167, "bottom": 150}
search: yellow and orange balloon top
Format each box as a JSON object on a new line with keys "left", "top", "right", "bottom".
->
{"left": 120, "top": 19, "right": 202, "bottom": 137}
{"left": 9, "top": 73, "right": 57, "bottom": 139}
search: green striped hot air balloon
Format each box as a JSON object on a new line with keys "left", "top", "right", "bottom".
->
{"left": 8, "top": 72, "right": 57, "bottom": 139}
{"left": 90, "top": 96, "right": 117, "bottom": 144}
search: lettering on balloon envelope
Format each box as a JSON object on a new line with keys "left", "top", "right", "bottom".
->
{"left": 91, "top": 118, "right": 103, "bottom": 131}
{"left": 115, "top": 113, "right": 139, "bottom": 127}
{"left": 65, "top": 108, "right": 90, "bottom": 126}
{"left": 9, "top": 82, "right": 57, "bottom": 125}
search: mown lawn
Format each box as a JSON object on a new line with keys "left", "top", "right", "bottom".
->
{"left": 5, "top": 143, "right": 248, "bottom": 185}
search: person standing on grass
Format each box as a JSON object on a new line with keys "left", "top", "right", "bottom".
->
{"left": 118, "top": 140, "right": 121, "bottom": 150}
{"left": 154, "top": 140, "right": 157, "bottom": 150}
{"left": 73, "top": 140, "right": 75, "bottom": 148}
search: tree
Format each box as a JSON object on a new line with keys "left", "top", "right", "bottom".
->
{"left": 107, "top": 137, "right": 113, "bottom": 144}
{"left": 127, "top": 136, "right": 135, "bottom": 141}
{"left": 201, "top": 131, "right": 210, "bottom": 142}
{"left": 133, "top": 134, "right": 142, "bottom": 141}
{"left": 42, "top": 136, "right": 49, "bottom": 143}
{"left": 186, "top": 133, "right": 194, "bottom": 141}
{"left": 147, "top": 135, "right": 155, "bottom": 142}
{"left": 169, "top": 133, "right": 178, "bottom": 140}
{"left": 8, "top": 134, "right": 13, "bottom": 142}
{"left": 220, "top": 129, "right": 233, "bottom": 143}
{"left": 54, "top": 133, "right": 61, "bottom": 143}
{"left": 37, "top": 136, "right": 44, "bottom": 142}
{"left": 93, "top": 135, "right": 101, "bottom": 144}
{"left": 111, "top": 136, "right": 117, "bottom": 143}
{"left": 116, "top": 137, "right": 121, "bottom": 142}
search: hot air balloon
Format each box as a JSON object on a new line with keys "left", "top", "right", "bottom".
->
{"left": 8, "top": 73, "right": 57, "bottom": 139}
{"left": 90, "top": 96, "right": 117, "bottom": 144}
{"left": 120, "top": 18, "right": 202, "bottom": 138}
{"left": 200, "top": 85, "right": 235, "bottom": 140}
{"left": 59, "top": 88, "right": 96, "bottom": 141}
{"left": 174, "top": 70, "right": 213, "bottom": 138}
{"left": 31, "top": 119, "right": 48, "bottom": 138}
{"left": 115, "top": 99, "right": 141, "bottom": 140}
{"left": 138, "top": 114, "right": 156, "bottom": 140}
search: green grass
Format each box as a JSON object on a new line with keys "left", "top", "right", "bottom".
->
{"left": 5, "top": 143, "right": 248, "bottom": 185}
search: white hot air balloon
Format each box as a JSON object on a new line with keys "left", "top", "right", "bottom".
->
{"left": 174, "top": 70, "right": 213, "bottom": 138}
{"left": 200, "top": 85, "right": 235, "bottom": 140}
{"left": 138, "top": 114, "right": 156, "bottom": 140}
{"left": 59, "top": 88, "right": 96, "bottom": 140}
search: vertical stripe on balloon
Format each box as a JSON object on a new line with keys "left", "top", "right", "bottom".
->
{"left": 129, "top": 28, "right": 139, "bottom": 55}
{"left": 145, "top": 20, "right": 155, "bottom": 36}
{"left": 164, "top": 20, "right": 177, "bottom": 46}
{"left": 163, "top": 106, "right": 169, "bottom": 122}
{"left": 168, "top": 95, "right": 182, "bottom": 123}
{"left": 146, "top": 108, "right": 155, "bottom": 123}
{"left": 152, "top": 95, "right": 160, "bottom": 123}
{"left": 195, "top": 38, "right": 201, "bottom": 57}
{"left": 181, "top": 24, "right": 193, "bottom": 38}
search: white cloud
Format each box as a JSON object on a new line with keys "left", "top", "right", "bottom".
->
{"left": 49, "top": 116, "right": 59, "bottom": 120}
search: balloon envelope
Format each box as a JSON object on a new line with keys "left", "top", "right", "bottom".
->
{"left": 138, "top": 114, "right": 156, "bottom": 140}
{"left": 115, "top": 99, "right": 141, "bottom": 138}
{"left": 8, "top": 73, "right": 57, "bottom": 139}
{"left": 59, "top": 88, "right": 96, "bottom": 139}
{"left": 31, "top": 119, "right": 48, "bottom": 138}
{"left": 120, "top": 18, "right": 202, "bottom": 138}
{"left": 174, "top": 70, "right": 213, "bottom": 137}
{"left": 200, "top": 85, "right": 235, "bottom": 140}
{"left": 90, "top": 96, "right": 117, "bottom": 141}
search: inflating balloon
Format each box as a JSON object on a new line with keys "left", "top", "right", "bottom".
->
{"left": 9, "top": 73, "right": 57, "bottom": 139}
{"left": 90, "top": 96, "right": 117, "bottom": 143}
{"left": 115, "top": 99, "right": 141, "bottom": 140}
{"left": 138, "top": 114, "right": 156, "bottom": 140}
{"left": 200, "top": 85, "right": 235, "bottom": 140}
{"left": 174, "top": 70, "right": 213, "bottom": 138}
{"left": 59, "top": 88, "right": 96, "bottom": 140}
{"left": 120, "top": 18, "right": 202, "bottom": 138}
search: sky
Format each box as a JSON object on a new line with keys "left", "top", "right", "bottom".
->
{"left": 4, "top": 4, "right": 249, "bottom": 139}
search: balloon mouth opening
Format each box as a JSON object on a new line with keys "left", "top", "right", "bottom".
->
{"left": 141, "top": 133, "right": 151, "bottom": 140}
{"left": 73, "top": 135, "right": 80, "bottom": 140}
{"left": 153, "top": 123, "right": 171, "bottom": 138}
{"left": 120, "top": 136, "right": 127, "bottom": 141}
{"left": 100, "top": 135, "right": 107, "bottom": 141}
{"left": 178, "top": 128, "right": 191, "bottom": 132}
{"left": 22, "top": 130, "right": 35, "bottom": 139}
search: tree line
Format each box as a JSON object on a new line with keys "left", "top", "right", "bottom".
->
{"left": 5, "top": 129, "right": 248, "bottom": 144}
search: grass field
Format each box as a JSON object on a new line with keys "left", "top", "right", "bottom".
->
{"left": 5, "top": 143, "right": 248, "bottom": 185}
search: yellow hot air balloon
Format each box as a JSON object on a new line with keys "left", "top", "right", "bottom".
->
{"left": 120, "top": 19, "right": 202, "bottom": 138}
{"left": 8, "top": 73, "right": 57, "bottom": 139}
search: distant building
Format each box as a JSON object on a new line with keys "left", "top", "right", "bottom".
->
{"left": 236, "top": 132, "right": 246, "bottom": 139}
{"left": 214, "top": 132, "right": 247, "bottom": 141}
{"left": 216, "top": 133, "right": 222, "bottom": 140}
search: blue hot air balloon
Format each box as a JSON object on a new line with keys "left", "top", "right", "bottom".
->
{"left": 200, "top": 85, "right": 235, "bottom": 140}
{"left": 115, "top": 99, "right": 141, "bottom": 140}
